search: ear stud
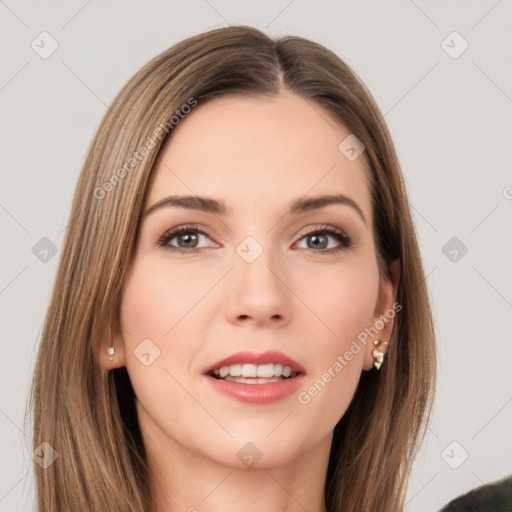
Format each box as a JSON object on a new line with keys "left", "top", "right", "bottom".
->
{"left": 106, "top": 347, "right": 115, "bottom": 360}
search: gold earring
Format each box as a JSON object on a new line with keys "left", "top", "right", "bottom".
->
{"left": 372, "top": 339, "right": 388, "bottom": 370}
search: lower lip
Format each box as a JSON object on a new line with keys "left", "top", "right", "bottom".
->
{"left": 203, "top": 374, "right": 305, "bottom": 404}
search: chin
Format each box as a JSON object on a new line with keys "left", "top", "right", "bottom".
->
{"left": 202, "top": 432, "right": 309, "bottom": 471}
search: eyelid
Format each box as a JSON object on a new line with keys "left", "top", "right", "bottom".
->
{"left": 294, "top": 223, "right": 349, "bottom": 240}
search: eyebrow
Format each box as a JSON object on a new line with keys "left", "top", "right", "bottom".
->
{"left": 145, "top": 193, "right": 366, "bottom": 224}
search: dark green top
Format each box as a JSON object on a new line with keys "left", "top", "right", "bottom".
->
{"left": 439, "top": 475, "right": 512, "bottom": 512}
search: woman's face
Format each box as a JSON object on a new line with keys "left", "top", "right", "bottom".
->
{"left": 107, "top": 91, "right": 397, "bottom": 470}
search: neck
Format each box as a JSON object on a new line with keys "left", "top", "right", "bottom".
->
{"left": 140, "top": 413, "right": 331, "bottom": 512}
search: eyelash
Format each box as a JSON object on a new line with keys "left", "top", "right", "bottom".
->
{"left": 157, "top": 223, "right": 352, "bottom": 255}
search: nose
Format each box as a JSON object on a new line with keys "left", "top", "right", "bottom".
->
{"left": 224, "top": 244, "right": 292, "bottom": 328}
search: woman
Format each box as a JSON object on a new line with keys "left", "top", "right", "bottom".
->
{"left": 27, "top": 25, "right": 436, "bottom": 511}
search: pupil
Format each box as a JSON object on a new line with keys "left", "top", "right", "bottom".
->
{"left": 310, "top": 234, "right": 327, "bottom": 249}
{"left": 179, "top": 233, "right": 197, "bottom": 248}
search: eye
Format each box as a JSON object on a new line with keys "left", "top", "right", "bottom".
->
{"left": 157, "top": 224, "right": 216, "bottom": 253}
{"left": 157, "top": 223, "right": 352, "bottom": 254}
{"left": 294, "top": 225, "right": 352, "bottom": 254}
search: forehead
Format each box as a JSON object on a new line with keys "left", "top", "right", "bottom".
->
{"left": 146, "top": 91, "right": 372, "bottom": 221}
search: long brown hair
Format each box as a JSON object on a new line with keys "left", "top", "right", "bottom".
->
{"left": 26, "top": 25, "right": 436, "bottom": 511}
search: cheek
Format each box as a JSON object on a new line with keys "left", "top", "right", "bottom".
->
{"left": 296, "top": 255, "right": 379, "bottom": 348}
{"left": 118, "top": 261, "right": 209, "bottom": 450}
{"left": 118, "top": 260, "right": 200, "bottom": 398}
{"left": 120, "top": 257, "right": 213, "bottom": 342}
{"left": 293, "top": 260, "right": 378, "bottom": 425}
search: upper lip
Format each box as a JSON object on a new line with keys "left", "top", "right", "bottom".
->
{"left": 203, "top": 350, "right": 306, "bottom": 375}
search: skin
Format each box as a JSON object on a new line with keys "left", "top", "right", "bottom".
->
{"left": 99, "top": 90, "right": 399, "bottom": 512}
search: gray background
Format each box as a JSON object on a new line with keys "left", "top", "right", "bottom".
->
{"left": 1, "top": 1, "right": 511, "bottom": 511}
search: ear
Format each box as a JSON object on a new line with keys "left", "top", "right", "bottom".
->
{"left": 362, "top": 259, "right": 401, "bottom": 371}
{"left": 97, "top": 317, "right": 127, "bottom": 371}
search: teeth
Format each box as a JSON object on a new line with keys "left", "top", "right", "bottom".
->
{"left": 223, "top": 376, "right": 283, "bottom": 384}
{"left": 242, "top": 364, "right": 258, "bottom": 377}
{"left": 257, "top": 364, "right": 274, "bottom": 378}
{"left": 213, "top": 363, "right": 296, "bottom": 379}
{"left": 228, "top": 364, "right": 242, "bottom": 376}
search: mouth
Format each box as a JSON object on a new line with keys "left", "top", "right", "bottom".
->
{"left": 202, "top": 351, "right": 306, "bottom": 404}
